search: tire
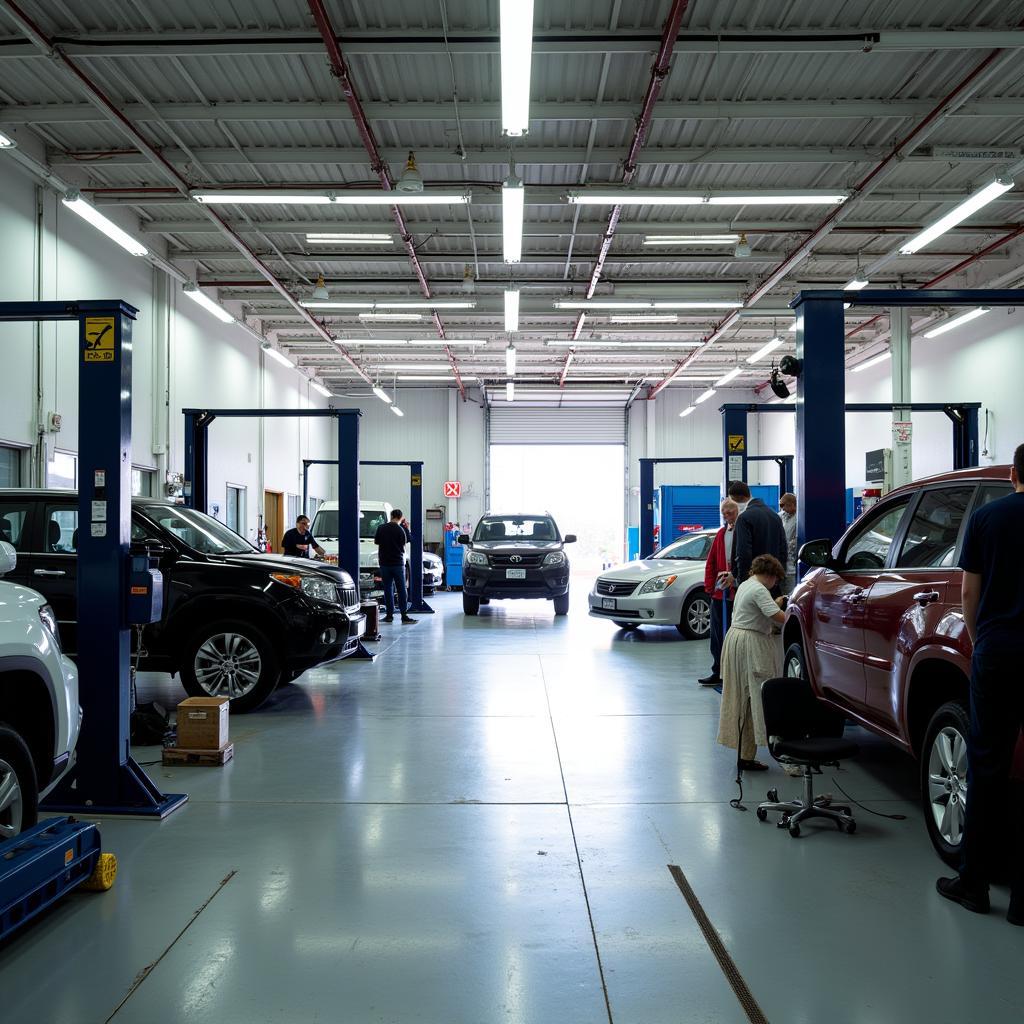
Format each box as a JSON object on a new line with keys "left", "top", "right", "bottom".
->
{"left": 0, "top": 724, "right": 38, "bottom": 841}
{"left": 480, "top": 598, "right": 491, "bottom": 605}
{"left": 463, "top": 594, "right": 481, "bottom": 616}
{"left": 614, "top": 621, "right": 639, "bottom": 631}
{"left": 920, "top": 700, "right": 971, "bottom": 867}
{"left": 677, "top": 590, "right": 712, "bottom": 639}
{"left": 180, "top": 620, "right": 281, "bottom": 714}
{"left": 553, "top": 593, "right": 569, "bottom": 616}
{"left": 783, "top": 641, "right": 807, "bottom": 681}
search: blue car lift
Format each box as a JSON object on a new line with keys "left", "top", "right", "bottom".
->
{"left": 638, "top": 455, "right": 794, "bottom": 560}
{"left": 182, "top": 406, "right": 374, "bottom": 658}
{"left": 0, "top": 300, "right": 186, "bottom": 939}
{"left": 302, "top": 458, "right": 434, "bottom": 614}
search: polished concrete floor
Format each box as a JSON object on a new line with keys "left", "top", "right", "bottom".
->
{"left": 1, "top": 583, "right": 1020, "bottom": 1023}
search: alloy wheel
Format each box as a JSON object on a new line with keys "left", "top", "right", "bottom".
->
{"left": 194, "top": 632, "right": 263, "bottom": 699}
{"left": 927, "top": 725, "right": 968, "bottom": 848}
{"left": 688, "top": 597, "right": 711, "bottom": 636}
{"left": 0, "top": 757, "right": 24, "bottom": 840}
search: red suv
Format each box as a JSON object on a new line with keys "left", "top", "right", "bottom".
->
{"left": 784, "top": 465, "right": 1022, "bottom": 865}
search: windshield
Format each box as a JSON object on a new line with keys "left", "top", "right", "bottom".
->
{"left": 474, "top": 516, "right": 559, "bottom": 542}
{"left": 139, "top": 504, "right": 255, "bottom": 555}
{"left": 653, "top": 534, "right": 712, "bottom": 560}
{"left": 311, "top": 509, "right": 387, "bottom": 540}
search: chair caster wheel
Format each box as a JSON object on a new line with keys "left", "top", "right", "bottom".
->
{"left": 766, "top": 788, "right": 778, "bottom": 803}
{"left": 756, "top": 807, "right": 768, "bottom": 822}
{"left": 845, "top": 821, "right": 857, "bottom": 834}
{"left": 788, "top": 823, "right": 801, "bottom": 837}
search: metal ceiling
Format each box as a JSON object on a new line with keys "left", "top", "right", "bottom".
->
{"left": 1, "top": 0, "right": 1023, "bottom": 403}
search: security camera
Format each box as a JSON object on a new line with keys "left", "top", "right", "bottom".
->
{"left": 779, "top": 355, "right": 803, "bottom": 378}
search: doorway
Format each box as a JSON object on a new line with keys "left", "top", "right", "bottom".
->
{"left": 488, "top": 444, "right": 625, "bottom": 572}
{"left": 263, "top": 490, "right": 284, "bottom": 552}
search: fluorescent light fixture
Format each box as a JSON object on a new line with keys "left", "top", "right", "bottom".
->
{"left": 183, "top": 283, "right": 235, "bottom": 324}
{"left": 504, "top": 289, "right": 520, "bottom": 331}
{"left": 191, "top": 190, "right": 471, "bottom": 206}
{"left": 0, "top": 132, "right": 15, "bottom": 148}
{"left": 545, "top": 339, "right": 702, "bottom": 348}
{"left": 359, "top": 313, "right": 423, "bottom": 321}
{"left": 306, "top": 233, "right": 393, "bottom": 244}
{"left": 899, "top": 177, "right": 1014, "bottom": 254}
{"left": 302, "top": 300, "right": 473, "bottom": 310}
{"left": 566, "top": 189, "right": 847, "bottom": 207}
{"left": 506, "top": 382, "right": 515, "bottom": 402}
{"left": 302, "top": 301, "right": 373, "bottom": 309}
{"left": 400, "top": 375, "right": 479, "bottom": 381}
{"left": 694, "top": 387, "right": 717, "bottom": 405}
{"left": 389, "top": 405, "right": 405, "bottom": 417}
{"left": 262, "top": 344, "right": 295, "bottom": 369}
{"left": 62, "top": 193, "right": 149, "bottom": 257}
{"left": 851, "top": 350, "right": 891, "bottom": 373}
{"left": 747, "top": 337, "right": 784, "bottom": 363}
{"left": 409, "top": 339, "right": 486, "bottom": 347}
{"left": 679, "top": 406, "right": 696, "bottom": 418}
{"left": 499, "top": 0, "right": 533, "bottom": 137}
{"left": 503, "top": 176, "right": 525, "bottom": 263}
{"left": 923, "top": 306, "right": 990, "bottom": 339}
{"left": 310, "top": 381, "right": 332, "bottom": 397}
{"left": 371, "top": 386, "right": 393, "bottom": 404}
{"left": 553, "top": 300, "right": 742, "bottom": 310}
{"left": 643, "top": 234, "right": 740, "bottom": 245}
{"left": 844, "top": 278, "right": 870, "bottom": 291}
{"left": 609, "top": 314, "right": 678, "bottom": 323}
{"left": 505, "top": 344, "right": 517, "bottom": 377}
{"left": 381, "top": 364, "right": 453, "bottom": 371}
{"left": 716, "top": 367, "right": 743, "bottom": 386}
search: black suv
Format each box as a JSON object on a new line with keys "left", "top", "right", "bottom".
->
{"left": 459, "top": 514, "right": 575, "bottom": 616}
{"left": 0, "top": 491, "right": 366, "bottom": 713}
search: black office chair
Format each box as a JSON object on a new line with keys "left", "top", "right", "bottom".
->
{"left": 756, "top": 677, "right": 860, "bottom": 838}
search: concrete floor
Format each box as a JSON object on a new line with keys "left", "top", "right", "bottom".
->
{"left": 1, "top": 583, "right": 1020, "bottom": 1023}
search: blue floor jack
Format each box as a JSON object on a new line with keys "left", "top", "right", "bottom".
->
{"left": 0, "top": 817, "right": 117, "bottom": 942}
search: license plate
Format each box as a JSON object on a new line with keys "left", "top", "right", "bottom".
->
{"left": 506, "top": 568, "right": 527, "bottom": 579}
{"left": 601, "top": 597, "right": 617, "bottom": 610}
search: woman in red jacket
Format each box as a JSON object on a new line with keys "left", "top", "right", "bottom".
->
{"left": 698, "top": 498, "right": 739, "bottom": 687}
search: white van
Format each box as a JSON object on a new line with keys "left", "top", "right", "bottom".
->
{"left": 311, "top": 500, "right": 443, "bottom": 597}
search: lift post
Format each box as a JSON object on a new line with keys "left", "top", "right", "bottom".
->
{"left": 303, "top": 458, "right": 433, "bottom": 614}
{"left": 0, "top": 301, "right": 185, "bottom": 818}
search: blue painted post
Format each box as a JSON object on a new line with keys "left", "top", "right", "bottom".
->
{"left": 639, "top": 458, "right": 655, "bottom": 557}
{"left": 793, "top": 295, "right": 847, "bottom": 554}
{"left": 721, "top": 405, "right": 749, "bottom": 492}
{"left": 336, "top": 411, "right": 361, "bottom": 584}
{"left": 302, "top": 460, "right": 310, "bottom": 512}
{"left": 182, "top": 409, "right": 199, "bottom": 509}
{"left": 407, "top": 461, "right": 433, "bottom": 613}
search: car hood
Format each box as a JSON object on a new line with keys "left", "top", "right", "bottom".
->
{"left": 469, "top": 540, "right": 564, "bottom": 553}
{"left": 218, "top": 552, "right": 356, "bottom": 587}
{"left": 599, "top": 557, "right": 706, "bottom": 581}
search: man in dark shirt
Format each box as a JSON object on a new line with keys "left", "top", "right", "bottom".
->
{"left": 720, "top": 481, "right": 789, "bottom": 589}
{"left": 937, "top": 445, "right": 1024, "bottom": 926}
{"left": 281, "top": 515, "right": 324, "bottom": 559}
{"left": 374, "top": 508, "right": 416, "bottom": 624}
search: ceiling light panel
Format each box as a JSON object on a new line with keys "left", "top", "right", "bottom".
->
{"left": 499, "top": 0, "right": 534, "bottom": 137}
{"left": 191, "top": 190, "right": 471, "bottom": 206}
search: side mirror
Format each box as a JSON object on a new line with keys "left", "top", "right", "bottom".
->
{"left": 457, "top": 533, "right": 470, "bottom": 545}
{"left": 563, "top": 534, "right": 577, "bottom": 544}
{"left": 130, "top": 539, "right": 174, "bottom": 563}
{"left": 0, "top": 540, "right": 16, "bottom": 576}
{"left": 798, "top": 538, "right": 834, "bottom": 569}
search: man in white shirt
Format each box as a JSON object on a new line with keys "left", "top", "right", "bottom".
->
{"left": 779, "top": 493, "right": 798, "bottom": 593}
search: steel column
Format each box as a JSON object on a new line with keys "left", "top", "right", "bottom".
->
{"left": 639, "top": 458, "right": 656, "bottom": 557}
{"left": 950, "top": 405, "right": 981, "bottom": 469}
{"left": 890, "top": 306, "right": 913, "bottom": 488}
{"left": 722, "top": 406, "right": 749, "bottom": 492}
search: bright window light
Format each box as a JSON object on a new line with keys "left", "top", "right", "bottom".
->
{"left": 183, "top": 284, "right": 235, "bottom": 324}
{"left": 505, "top": 344, "right": 517, "bottom": 377}
{"left": 503, "top": 176, "right": 525, "bottom": 263}
{"left": 359, "top": 313, "right": 424, "bottom": 321}
{"left": 679, "top": 406, "right": 696, "bottom": 418}
{"left": 716, "top": 367, "right": 743, "bottom": 387}
{"left": 504, "top": 289, "right": 520, "bottom": 331}
{"left": 389, "top": 405, "right": 405, "bottom": 417}
{"left": 310, "top": 381, "right": 332, "bottom": 397}
{"left": 852, "top": 351, "right": 891, "bottom": 373}
{"left": 923, "top": 306, "right": 990, "bottom": 339}
{"left": 899, "top": 177, "right": 1014, "bottom": 254}
{"left": 306, "top": 233, "right": 393, "bottom": 244}
{"left": 0, "top": 132, "right": 15, "bottom": 148}
{"left": 372, "top": 386, "right": 393, "bottom": 404}
{"left": 262, "top": 345, "right": 294, "bottom": 369}
{"left": 62, "top": 194, "right": 148, "bottom": 257}
{"left": 500, "top": 0, "right": 534, "bottom": 137}
{"left": 506, "top": 381, "right": 515, "bottom": 402}
{"left": 643, "top": 234, "right": 739, "bottom": 245}
{"left": 694, "top": 387, "right": 717, "bottom": 404}
{"left": 747, "top": 337, "right": 784, "bottom": 363}
{"left": 844, "top": 278, "right": 870, "bottom": 291}
{"left": 191, "top": 190, "right": 471, "bottom": 206}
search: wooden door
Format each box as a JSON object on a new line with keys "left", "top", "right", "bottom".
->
{"left": 264, "top": 491, "right": 284, "bottom": 552}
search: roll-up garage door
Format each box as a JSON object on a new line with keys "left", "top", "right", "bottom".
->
{"left": 488, "top": 407, "right": 626, "bottom": 445}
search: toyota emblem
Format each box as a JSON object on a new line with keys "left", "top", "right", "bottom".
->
{"left": 510, "top": 555, "right": 522, "bottom": 563}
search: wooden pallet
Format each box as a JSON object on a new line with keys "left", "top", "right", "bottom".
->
{"left": 162, "top": 742, "right": 234, "bottom": 767}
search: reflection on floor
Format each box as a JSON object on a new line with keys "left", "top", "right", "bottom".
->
{"left": 1, "top": 585, "right": 1019, "bottom": 1024}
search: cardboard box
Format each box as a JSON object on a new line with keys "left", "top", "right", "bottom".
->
{"left": 175, "top": 697, "right": 230, "bottom": 750}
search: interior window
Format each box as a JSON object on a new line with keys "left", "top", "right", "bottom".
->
{"left": 44, "top": 506, "right": 79, "bottom": 553}
{"left": 0, "top": 501, "right": 32, "bottom": 551}
{"left": 843, "top": 499, "right": 910, "bottom": 571}
{"left": 896, "top": 487, "right": 974, "bottom": 569}
{"left": 975, "top": 483, "right": 1014, "bottom": 510}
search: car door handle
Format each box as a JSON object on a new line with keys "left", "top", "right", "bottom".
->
{"left": 33, "top": 569, "right": 66, "bottom": 577}
{"left": 847, "top": 590, "right": 866, "bottom": 603}
{"left": 913, "top": 590, "right": 940, "bottom": 605}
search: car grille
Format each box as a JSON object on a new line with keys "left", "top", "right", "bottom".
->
{"left": 337, "top": 584, "right": 359, "bottom": 609}
{"left": 490, "top": 553, "right": 545, "bottom": 568}
{"left": 595, "top": 578, "right": 640, "bottom": 597}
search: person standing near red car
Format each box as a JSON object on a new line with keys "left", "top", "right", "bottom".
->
{"left": 698, "top": 498, "right": 739, "bottom": 687}
{"left": 937, "top": 443, "right": 1024, "bottom": 926}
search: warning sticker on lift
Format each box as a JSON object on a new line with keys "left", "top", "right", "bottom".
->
{"left": 411, "top": 474, "right": 422, "bottom": 487}
{"left": 84, "top": 317, "right": 115, "bottom": 362}
{"left": 727, "top": 434, "right": 746, "bottom": 453}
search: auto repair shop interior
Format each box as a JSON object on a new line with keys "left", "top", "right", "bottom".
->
{"left": 0, "top": 3, "right": 1022, "bottom": 1023}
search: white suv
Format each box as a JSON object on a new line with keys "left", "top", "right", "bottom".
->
{"left": 0, "top": 540, "right": 80, "bottom": 839}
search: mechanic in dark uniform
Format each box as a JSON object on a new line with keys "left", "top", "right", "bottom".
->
{"left": 281, "top": 514, "right": 324, "bottom": 559}
{"left": 374, "top": 508, "right": 417, "bottom": 624}
{"left": 937, "top": 443, "right": 1024, "bottom": 926}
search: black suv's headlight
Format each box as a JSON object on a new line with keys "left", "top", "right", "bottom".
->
{"left": 271, "top": 572, "right": 339, "bottom": 604}
{"left": 543, "top": 551, "right": 567, "bottom": 566}
{"left": 39, "top": 604, "right": 61, "bottom": 650}
{"left": 465, "top": 550, "right": 489, "bottom": 566}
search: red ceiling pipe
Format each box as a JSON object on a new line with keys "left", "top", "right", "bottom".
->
{"left": 307, "top": 0, "right": 464, "bottom": 399}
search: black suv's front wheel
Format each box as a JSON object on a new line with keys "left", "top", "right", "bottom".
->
{"left": 180, "top": 620, "right": 281, "bottom": 714}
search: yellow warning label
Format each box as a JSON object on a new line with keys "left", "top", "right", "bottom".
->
{"left": 84, "top": 317, "right": 115, "bottom": 362}
{"left": 65, "top": 848, "right": 74, "bottom": 865}
{"left": 411, "top": 474, "right": 422, "bottom": 487}
{"left": 727, "top": 434, "right": 746, "bottom": 453}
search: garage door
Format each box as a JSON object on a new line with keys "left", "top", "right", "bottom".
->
{"left": 488, "top": 407, "right": 625, "bottom": 445}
